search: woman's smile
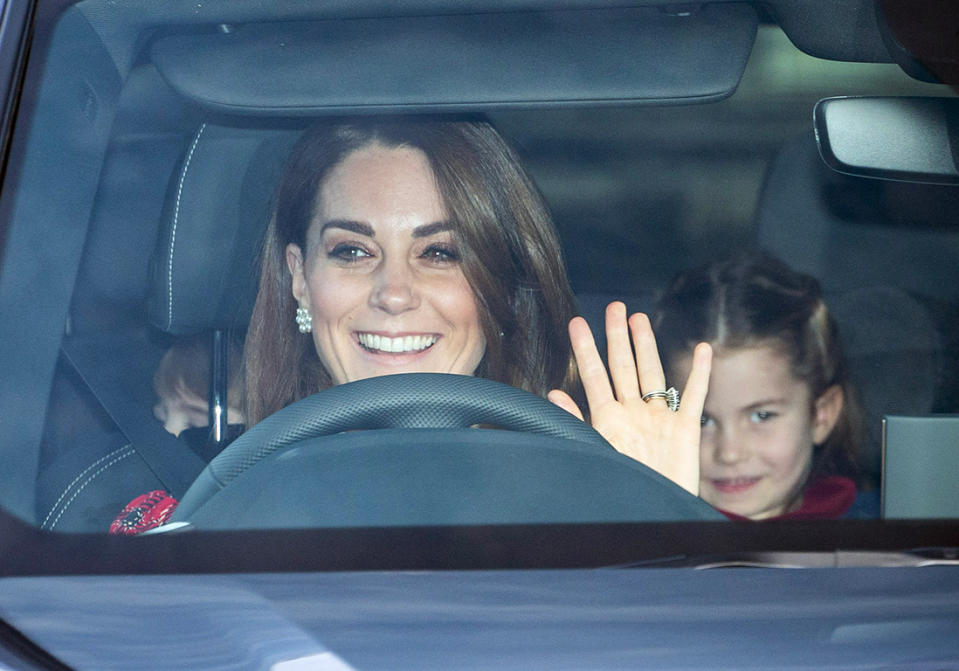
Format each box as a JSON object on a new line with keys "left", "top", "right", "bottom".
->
{"left": 355, "top": 332, "right": 439, "bottom": 354}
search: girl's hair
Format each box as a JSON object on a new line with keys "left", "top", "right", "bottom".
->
{"left": 653, "top": 251, "right": 863, "bottom": 481}
{"left": 244, "top": 117, "right": 580, "bottom": 426}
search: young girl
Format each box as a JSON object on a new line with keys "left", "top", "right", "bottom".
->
{"left": 653, "top": 252, "right": 871, "bottom": 520}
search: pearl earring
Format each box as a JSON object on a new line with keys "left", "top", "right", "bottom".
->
{"left": 295, "top": 307, "right": 313, "bottom": 334}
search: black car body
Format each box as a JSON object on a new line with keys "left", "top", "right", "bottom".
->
{"left": 0, "top": 0, "right": 957, "bottom": 667}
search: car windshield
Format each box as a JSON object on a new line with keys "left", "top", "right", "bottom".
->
{"left": 0, "top": 0, "right": 957, "bottom": 550}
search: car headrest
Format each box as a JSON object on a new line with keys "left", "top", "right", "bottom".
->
{"left": 756, "top": 131, "right": 959, "bottom": 301}
{"left": 829, "top": 287, "right": 941, "bottom": 483}
{"left": 147, "top": 123, "right": 302, "bottom": 335}
{"left": 756, "top": 131, "right": 959, "bottom": 481}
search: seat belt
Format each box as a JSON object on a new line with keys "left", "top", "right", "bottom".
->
{"left": 59, "top": 333, "right": 209, "bottom": 499}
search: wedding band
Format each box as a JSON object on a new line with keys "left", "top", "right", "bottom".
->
{"left": 642, "top": 387, "right": 680, "bottom": 412}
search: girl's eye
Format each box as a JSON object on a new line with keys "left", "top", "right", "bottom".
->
{"left": 421, "top": 243, "right": 460, "bottom": 264}
{"left": 328, "top": 243, "right": 372, "bottom": 262}
{"left": 750, "top": 410, "right": 776, "bottom": 423}
{"left": 700, "top": 415, "right": 714, "bottom": 427}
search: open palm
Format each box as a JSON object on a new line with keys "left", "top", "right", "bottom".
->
{"left": 548, "top": 302, "right": 712, "bottom": 495}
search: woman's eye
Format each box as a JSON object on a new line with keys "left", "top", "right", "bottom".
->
{"left": 421, "top": 244, "right": 460, "bottom": 264}
{"left": 328, "top": 243, "right": 372, "bottom": 262}
{"left": 700, "top": 415, "right": 714, "bottom": 427}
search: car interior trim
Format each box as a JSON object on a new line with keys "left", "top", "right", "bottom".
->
{"left": 149, "top": 5, "right": 758, "bottom": 113}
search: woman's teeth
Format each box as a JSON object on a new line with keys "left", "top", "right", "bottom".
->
{"left": 357, "top": 333, "right": 437, "bottom": 353}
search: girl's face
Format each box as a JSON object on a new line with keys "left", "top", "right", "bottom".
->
{"left": 286, "top": 143, "right": 486, "bottom": 385}
{"left": 672, "top": 343, "right": 843, "bottom": 519}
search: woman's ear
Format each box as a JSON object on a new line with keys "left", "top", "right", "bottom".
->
{"left": 812, "top": 384, "right": 844, "bottom": 445}
{"left": 285, "top": 243, "right": 309, "bottom": 307}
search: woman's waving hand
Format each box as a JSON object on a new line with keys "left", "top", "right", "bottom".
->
{"left": 548, "top": 302, "right": 712, "bottom": 495}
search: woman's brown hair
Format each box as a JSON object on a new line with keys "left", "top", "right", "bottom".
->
{"left": 653, "top": 251, "right": 864, "bottom": 483}
{"left": 244, "top": 117, "right": 580, "bottom": 426}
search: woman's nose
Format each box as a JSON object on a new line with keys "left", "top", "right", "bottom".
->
{"left": 369, "top": 259, "right": 420, "bottom": 314}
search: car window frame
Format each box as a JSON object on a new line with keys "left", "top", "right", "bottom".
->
{"left": 0, "top": 0, "right": 957, "bottom": 574}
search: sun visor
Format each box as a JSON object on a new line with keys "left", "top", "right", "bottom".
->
{"left": 150, "top": 4, "right": 757, "bottom": 114}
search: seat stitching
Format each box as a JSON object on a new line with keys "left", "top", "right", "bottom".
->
{"left": 40, "top": 445, "right": 135, "bottom": 529}
{"left": 46, "top": 448, "right": 137, "bottom": 531}
{"left": 167, "top": 122, "right": 208, "bottom": 330}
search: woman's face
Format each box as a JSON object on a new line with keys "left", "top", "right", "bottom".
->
{"left": 286, "top": 143, "right": 486, "bottom": 385}
{"left": 672, "top": 343, "right": 842, "bottom": 519}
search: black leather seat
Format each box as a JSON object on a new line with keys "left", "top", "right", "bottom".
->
{"left": 36, "top": 121, "right": 301, "bottom": 532}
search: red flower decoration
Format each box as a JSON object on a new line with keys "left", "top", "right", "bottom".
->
{"left": 109, "top": 490, "right": 179, "bottom": 535}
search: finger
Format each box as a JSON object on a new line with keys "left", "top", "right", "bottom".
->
{"left": 678, "top": 342, "right": 712, "bottom": 420}
{"left": 547, "top": 389, "right": 585, "bottom": 421}
{"left": 567, "top": 316, "right": 616, "bottom": 410}
{"left": 628, "top": 312, "right": 668, "bottom": 399}
{"left": 604, "top": 302, "right": 641, "bottom": 402}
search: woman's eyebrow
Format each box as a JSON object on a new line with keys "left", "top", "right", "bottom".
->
{"left": 318, "top": 220, "right": 451, "bottom": 238}
{"left": 319, "top": 219, "right": 374, "bottom": 237}
{"left": 412, "top": 221, "right": 453, "bottom": 238}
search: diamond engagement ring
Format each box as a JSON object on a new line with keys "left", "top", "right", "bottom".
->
{"left": 642, "top": 387, "right": 681, "bottom": 411}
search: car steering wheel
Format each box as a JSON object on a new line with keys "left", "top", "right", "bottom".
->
{"left": 171, "top": 373, "right": 723, "bottom": 526}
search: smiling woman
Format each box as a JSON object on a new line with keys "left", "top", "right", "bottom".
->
{"left": 239, "top": 116, "right": 711, "bottom": 497}
{"left": 285, "top": 143, "right": 487, "bottom": 385}
{"left": 244, "top": 118, "right": 582, "bottom": 426}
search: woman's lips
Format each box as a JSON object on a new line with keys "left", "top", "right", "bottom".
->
{"left": 709, "top": 476, "right": 761, "bottom": 494}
